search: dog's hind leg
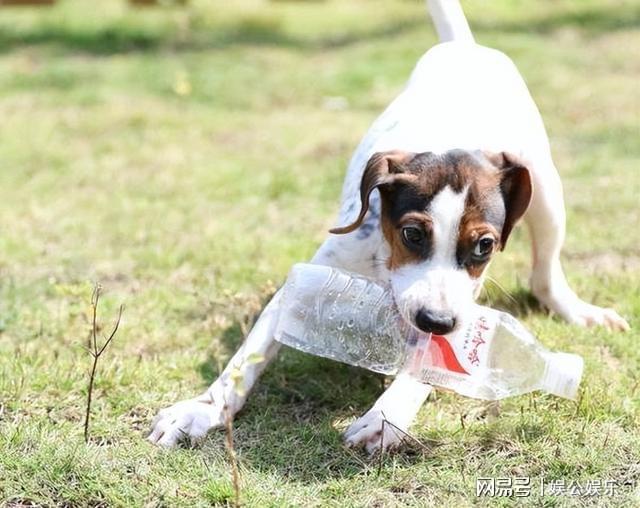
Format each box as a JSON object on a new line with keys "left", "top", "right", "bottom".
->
{"left": 148, "top": 240, "right": 348, "bottom": 447}
{"left": 525, "top": 154, "right": 629, "bottom": 331}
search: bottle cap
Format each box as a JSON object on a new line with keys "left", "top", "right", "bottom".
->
{"left": 541, "top": 352, "right": 584, "bottom": 400}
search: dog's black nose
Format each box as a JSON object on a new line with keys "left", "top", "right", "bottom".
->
{"left": 415, "top": 309, "right": 457, "bottom": 335}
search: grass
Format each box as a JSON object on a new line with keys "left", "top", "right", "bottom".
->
{"left": 0, "top": 0, "right": 638, "bottom": 506}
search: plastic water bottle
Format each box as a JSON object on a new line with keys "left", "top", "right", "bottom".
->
{"left": 274, "top": 264, "right": 584, "bottom": 401}
{"left": 273, "top": 263, "right": 422, "bottom": 374}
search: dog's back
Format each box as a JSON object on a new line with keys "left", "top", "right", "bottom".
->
{"left": 339, "top": 2, "right": 550, "bottom": 226}
{"left": 374, "top": 43, "right": 545, "bottom": 155}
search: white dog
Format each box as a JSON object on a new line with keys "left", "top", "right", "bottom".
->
{"left": 149, "top": 0, "right": 629, "bottom": 453}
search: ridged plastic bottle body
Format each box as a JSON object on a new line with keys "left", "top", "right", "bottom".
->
{"left": 275, "top": 264, "right": 583, "bottom": 400}
{"left": 274, "top": 263, "right": 416, "bottom": 374}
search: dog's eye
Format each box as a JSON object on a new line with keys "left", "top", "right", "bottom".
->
{"left": 471, "top": 235, "right": 495, "bottom": 261}
{"left": 402, "top": 226, "right": 425, "bottom": 247}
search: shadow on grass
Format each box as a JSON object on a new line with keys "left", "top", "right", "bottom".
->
{"left": 193, "top": 279, "right": 557, "bottom": 481}
{"left": 474, "top": 4, "right": 640, "bottom": 35}
{"left": 201, "top": 347, "right": 393, "bottom": 482}
{"left": 480, "top": 284, "right": 544, "bottom": 320}
{"left": 197, "top": 321, "right": 247, "bottom": 386}
{"left": 0, "top": 15, "right": 423, "bottom": 55}
{"left": 0, "top": 3, "right": 637, "bottom": 56}
{"left": 220, "top": 355, "right": 389, "bottom": 482}
{"left": 195, "top": 293, "right": 394, "bottom": 481}
{"left": 194, "top": 289, "right": 550, "bottom": 483}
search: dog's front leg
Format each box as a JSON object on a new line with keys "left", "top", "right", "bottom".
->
{"left": 148, "top": 289, "right": 284, "bottom": 447}
{"left": 344, "top": 374, "right": 432, "bottom": 454}
{"left": 148, "top": 241, "right": 345, "bottom": 447}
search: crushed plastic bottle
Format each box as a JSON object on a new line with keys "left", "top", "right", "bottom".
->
{"left": 274, "top": 263, "right": 584, "bottom": 401}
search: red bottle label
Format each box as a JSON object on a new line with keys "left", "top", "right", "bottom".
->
{"left": 429, "top": 335, "right": 469, "bottom": 374}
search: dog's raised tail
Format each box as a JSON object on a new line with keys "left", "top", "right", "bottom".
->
{"left": 426, "top": 0, "right": 474, "bottom": 43}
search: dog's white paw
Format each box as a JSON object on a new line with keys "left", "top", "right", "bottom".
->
{"left": 148, "top": 398, "right": 225, "bottom": 447}
{"left": 343, "top": 409, "right": 407, "bottom": 454}
{"left": 532, "top": 282, "right": 629, "bottom": 332}
{"left": 548, "top": 297, "right": 629, "bottom": 332}
{"left": 561, "top": 300, "right": 630, "bottom": 331}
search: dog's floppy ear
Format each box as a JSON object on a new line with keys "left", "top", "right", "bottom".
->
{"left": 486, "top": 151, "right": 533, "bottom": 250}
{"left": 330, "top": 150, "right": 415, "bottom": 235}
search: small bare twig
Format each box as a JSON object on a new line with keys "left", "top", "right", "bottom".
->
{"left": 218, "top": 353, "right": 264, "bottom": 507}
{"left": 375, "top": 411, "right": 432, "bottom": 475}
{"left": 377, "top": 418, "right": 385, "bottom": 476}
{"left": 380, "top": 412, "right": 431, "bottom": 453}
{"left": 222, "top": 390, "right": 241, "bottom": 508}
{"left": 83, "top": 284, "right": 124, "bottom": 444}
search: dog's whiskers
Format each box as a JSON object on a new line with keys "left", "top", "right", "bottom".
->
{"left": 483, "top": 276, "right": 519, "bottom": 308}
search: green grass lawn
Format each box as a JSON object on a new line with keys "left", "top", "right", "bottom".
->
{"left": 0, "top": 0, "right": 639, "bottom": 506}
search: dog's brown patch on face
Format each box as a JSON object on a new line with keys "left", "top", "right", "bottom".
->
{"left": 331, "top": 149, "right": 532, "bottom": 276}
{"left": 381, "top": 210, "right": 432, "bottom": 270}
{"left": 377, "top": 150, "right": 507, "bottom": 274}
{"left": 455, "top": 176, "right": 503, "bottom": 278}
{"left": 456, "top": 217, "right": 499, "bottom": 278}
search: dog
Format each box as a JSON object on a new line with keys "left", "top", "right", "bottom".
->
{"left": 148, "top": 0, "right": 629, "bottom": 453}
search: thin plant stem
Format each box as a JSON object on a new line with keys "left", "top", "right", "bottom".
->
{"left": 83, "top": 284, "right": 124, "bottom": 444}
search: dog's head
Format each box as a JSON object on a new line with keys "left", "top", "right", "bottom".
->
{"left": 331, "top": 149, "right": 532, "bottom": 335}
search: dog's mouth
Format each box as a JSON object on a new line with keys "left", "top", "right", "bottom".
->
{"left": 395, "top": 298, "right": 460, "bottom": 336}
